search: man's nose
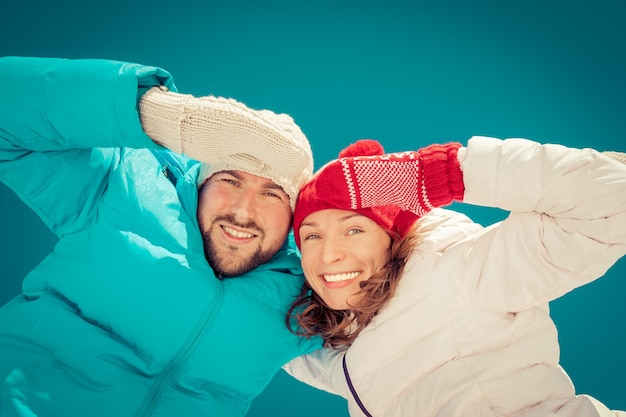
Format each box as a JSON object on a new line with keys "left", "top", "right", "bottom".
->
{"left": 230, "top": 189, "right": 256, "bottom": 220}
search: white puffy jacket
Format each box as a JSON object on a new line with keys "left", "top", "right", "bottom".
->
{"left": 285, "top": 136, "right": 626, "bottom": 417}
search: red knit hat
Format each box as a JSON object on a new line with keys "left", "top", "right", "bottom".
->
{"left": 293, "top": 139, "right": 464, "bottom": 248}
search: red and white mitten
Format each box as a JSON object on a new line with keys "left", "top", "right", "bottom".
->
{"left": 337, "top": 140, "right": 465, "bottom": 216}
{"left": 293, "top": 139, "right": 466, "bottom": 246}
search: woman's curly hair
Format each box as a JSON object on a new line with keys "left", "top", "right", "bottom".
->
{"left": 287, "top": 224, "right": 421, "bottom": 348}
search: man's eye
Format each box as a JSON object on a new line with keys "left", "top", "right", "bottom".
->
{"left": 222, "top": 178, "right": 238, "bottom": 186}
{"left": 303, "top": 234, "right": 321, "bottom": 241}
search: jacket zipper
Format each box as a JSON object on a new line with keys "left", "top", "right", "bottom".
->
{"left": 152, "top": 150, "right": 186, "bottom": 187}
{"left": 135, "top": 283, "right": 224, "bottom": 417}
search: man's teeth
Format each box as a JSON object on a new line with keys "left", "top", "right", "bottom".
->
{"left": 223, "top": 226, "right": 254, "bottom": 239}
{"left": 323, "top": 271, "right": 360, "bottom": 282}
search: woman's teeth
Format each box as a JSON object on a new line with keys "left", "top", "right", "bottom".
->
{"left": 323, "top": 271, "right": 360, "bottom": 282}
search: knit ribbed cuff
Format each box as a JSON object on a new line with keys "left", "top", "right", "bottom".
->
{"left": 421, "top": 142, "right": 465, "bottom": 207}
{"left": 139, "top": 86, "right": 190, "bottom": 153}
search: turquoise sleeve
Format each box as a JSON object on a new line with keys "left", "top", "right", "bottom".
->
{"left": 0, "top": 56, "right": 177, "bottom": 236}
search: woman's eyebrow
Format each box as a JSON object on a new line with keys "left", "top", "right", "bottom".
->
{"left": 301, "top": 213, "right": 362, "bottom": 229}
{"left": 338, "top": 213, "right": 361, "bottom": 223}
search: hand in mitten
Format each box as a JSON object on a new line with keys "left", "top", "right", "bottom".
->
{"left": 138, "top": 86, "right": 313, "bottom": 208}
{"left": 138, "top": 86, "right": 310, "bottom": 164}
{"left": 337, "top": 140, "right": 465, "bottom": 216}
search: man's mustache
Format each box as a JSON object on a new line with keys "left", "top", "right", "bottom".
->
{"left": 214, "top": 214, "right": 263, "bottom": 235}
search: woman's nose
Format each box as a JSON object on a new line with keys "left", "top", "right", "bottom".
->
{"left": 321, "top": 238, "right": 345, "bottom": 264}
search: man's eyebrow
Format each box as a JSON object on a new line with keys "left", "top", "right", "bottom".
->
{"left": 220, "top": 170, "right": 285, "bottom": 192}
{"left": 220, "top": 170, "right": 240, "bottom": 178}
{"left": 264, "top": 182, "right": 285, "bottom": 191}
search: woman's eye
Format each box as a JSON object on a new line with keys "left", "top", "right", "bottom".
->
{"left": 303, "top": 234, "right": 321, "bottom": 241}
{"left": 347, "top": 228, "right": 363, "bottom": 235}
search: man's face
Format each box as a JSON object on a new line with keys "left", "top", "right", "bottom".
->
{"left": 197, "top": 170, "right": 292, "bottom": 278}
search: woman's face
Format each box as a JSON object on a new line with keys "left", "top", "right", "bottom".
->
{"left": 298, "top": 209, "right": 392, "bottom": 310}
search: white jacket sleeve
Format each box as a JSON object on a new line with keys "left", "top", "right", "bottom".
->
{"left": 282, "top": 347, "right": 349, "bottom": 398}
{"left": 442, "top": 136, "right": 626, "bottom": 312}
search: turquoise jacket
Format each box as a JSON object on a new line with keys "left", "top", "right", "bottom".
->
{"left": 0, "top": 57, "right": 320, "bottom": 417}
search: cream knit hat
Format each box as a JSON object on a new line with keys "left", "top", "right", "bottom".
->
{"left": 140, "top": 86, "right": 313, "bottom": 210}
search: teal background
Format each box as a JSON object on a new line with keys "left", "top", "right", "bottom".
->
{"left": 1, "top": 0, "right": 624, "bottom": 415}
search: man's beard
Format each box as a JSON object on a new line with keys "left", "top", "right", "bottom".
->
{"left": 201, "top": 215, "right": 279, "bottom": 278}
